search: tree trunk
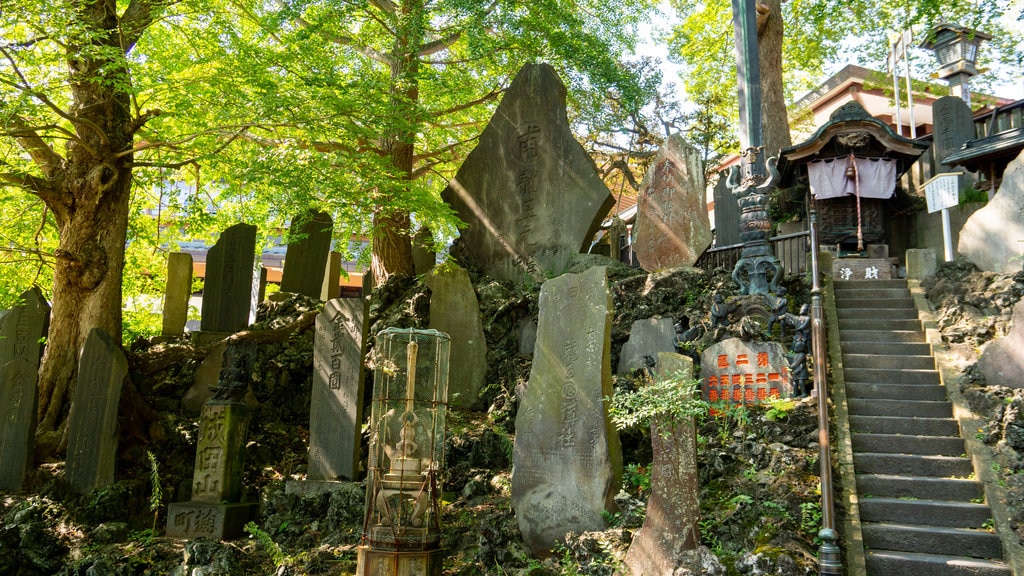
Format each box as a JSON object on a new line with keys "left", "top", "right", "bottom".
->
{"left": 758, "top": 0, "right": 791, "bottom": 160}
{"left": 34, "top": 3, "right": 134, "bottom": 458}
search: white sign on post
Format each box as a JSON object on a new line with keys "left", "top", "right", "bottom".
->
{"left": 923, "top": 173, "right": 960, "bottom": 214}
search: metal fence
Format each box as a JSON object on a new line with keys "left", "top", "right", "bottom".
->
{"left": 695, "top": 230, "right": 811, "bottom": 276}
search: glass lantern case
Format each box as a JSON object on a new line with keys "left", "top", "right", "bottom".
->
{"left": 360, "top": 328, "right": 449, "bottom": 563}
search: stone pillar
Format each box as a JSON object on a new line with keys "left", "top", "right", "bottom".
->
{"left": 162, "top": 252, "right": 193, "bottom": 338}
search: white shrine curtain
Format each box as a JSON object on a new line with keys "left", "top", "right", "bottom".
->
{"left": 807, "top": 157, "right": 897, "bottom": 200}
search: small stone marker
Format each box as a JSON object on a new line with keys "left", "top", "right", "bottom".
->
{"left": 424, "top": 265, "right": 487, "bottom": 410}
{"left": 320, "top": 252, "right": 342, "bottom": 300}
{"left": 162, "top": 252, "right": 193, "bottom": 337}
{"left": 624, "top": 352, "right": 700, "bottom": 576}
{"left": 303, "top": 298, "right": 368, "bottom": 487}
{"left": 511, "top": 266, "right": 621, "bottom": 557}
{"left": 632, "top": 135, "right": 712, "bottom": 271}
{"left": 280, "top": 210, "right": 333, "bottom": 298}
{"left": 616, "top": 317, "right": 678, "bottom": 375}
{"left": 712, "top": 169, "right": 741, "bottom": 247}
{"left": 832, "top": 258, "right": 891, "bottom": 281}
{"left": 960, "top": 150, "right": 1024, "bottom": 273}
{"left": 700, "top": 338, "right": 791, "bottom": 403}
{"left": 441, "top": 63, "right": 615, "bottom": 282}
{"left": 905, "top": 248, "right": 937, "bottom": 280}
{"left": 412, "top": 227, "right": 436, "bottom": 275}
{"left": 0, "top": 287, "right": 50, "bottom": 491}
{"left": 978, "top": 300, "right": 1024, "bottom": 390}
{"left": 65, "top": 328, "right": 127, "bottom": 494}
{"left": 201, "top": 223, "right": 257, "bottom": 333}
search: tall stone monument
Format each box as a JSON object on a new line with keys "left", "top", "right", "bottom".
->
{"left": 424, "top": 265, "right": 487, "bottom": 410}
{"left": 932, "top": 96, "right": 976, "bottom": 173}
{"left": 200, "top": 223, "right": 257, "bottom": 334}
{"left": 624, "top": 352, "right": 700, "bottom": 576}
{"left": 280, "top": 210, "right": 333, "bottom": 298}
{"left": 632, "top": 135, "right": 712, "bottom": 271}
{"left": 511, "top": 266, "right": 621, "bottom": 557}
{"left": 712, "top": 168, "right": 741, "bottom": 246}
{"left": 162, "top": 252, "right": 193, "bottom": 338}
{"left": 65, "top": 328, "right": 128, "bottom": 494}
{"left": 0, "top": 287, "right": 50, "bottom": 490}
{"left": 959, "top": 150, "right": 1024, "bottom": 273}
{"left": 441, "top": 63, "right": 615, "bottom": 282}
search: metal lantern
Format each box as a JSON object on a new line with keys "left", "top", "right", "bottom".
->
{"left": 357, "top": 328, "right": 450, "bottom": 576}
{"left": 920, "top": 23, "right": 991, "bottom": 105}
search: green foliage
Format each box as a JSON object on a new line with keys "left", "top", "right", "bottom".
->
{"left": 608, "top": 369, "right": 707, "bottom": 430}
{"left": 763, "top": 396, "right": 796, "bottom": 422}
{"left": 799, "top": 501, "right": 822, "bottom": 541}
{"left": 146, "top": 450, "right": 163, "bottom": 532}
{"left": 623, "top": 463, "right": 652, "bottom": 495}
{"left": 245, "top": 521, "right": 288, "bottom": 566}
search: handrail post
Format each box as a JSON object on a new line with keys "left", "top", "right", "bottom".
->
{"left": 810, "top": 205, "right": 842, "bottom": 575}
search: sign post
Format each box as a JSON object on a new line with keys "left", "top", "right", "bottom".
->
{"left": 922, "top": 173, "right": 961, "bottom": 262}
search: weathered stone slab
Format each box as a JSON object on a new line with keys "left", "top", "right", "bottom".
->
{"left": 320, "top": 252, "right": 342, "bottom": 301}
{"left": 712, "top": 168, "right": 741, "bottom": 246}
{"left": 832, "top": 258, "right": 892, "bottom": 281}
{"left": 0, "top": 287, "right": 49, "bottom": 491}
{"left": 307, "top": 298, "right": 367, "bottom": 481}
{"left": 633, "top": 135, "right": 712, "bottom": 271}
{"left": 201, "top": 223, "right": 257, "bottom": 332}
{"left": 700, "top": 338, "right": 791, "bottom": 403}
{"left": 281, "top": 210, "right": 333, "bottom": 298}
{"left": 165, "top": 501, "right": 255, "bottom": 540}
{"left": 511, "top": 266, "right": 621, "bottom": 557}
{"left": 959, "top": 151, "right": 1024, "bottom": 273}
{"left": 624, "top": 352, "right": 699, "bottom": 576}
{"left": 932, "top": 96, "right": 976, "bottom": 172}
{"left": 191, "top": 401, "right": 250, "bottom": 503}
{"left": 184, "top": 340, "right": 227, "bottom": 413}
{"left": 412, "top": 227, "right": 436, "bottom": 275}
{"left": 978, "top": 300, "right": 1024, "bottom": 390}
{"left": 442, "top": 63, "right": 615, "bottom": 282}
{"left": 425, "top": 265, "right": 486, "bottom": 410}
{"left": 906, "top": 248, "right": 937, "bottom": 280}
{"left": 162, "top": 252, "right": 193, "bottom": 337}
{"left": 616, "top": 317, "right": 678, "bottom": 375}
{"left": 65, "top": 328, "right": 127, "bottom": 494}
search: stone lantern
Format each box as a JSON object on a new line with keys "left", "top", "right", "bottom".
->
{"left": 920, "top": 23, "right": 991, "bottom": 107}
{"left": 356, "top": 328, "right": 450, "bottom": 576}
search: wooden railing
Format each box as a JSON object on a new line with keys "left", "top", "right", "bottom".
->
{"left": 695, "top": 230, "right": 811, "bottom": 276}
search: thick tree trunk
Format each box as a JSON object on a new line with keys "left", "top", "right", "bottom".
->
{"left": 757, "top": 0, "right": 791, "bottom": 160}
{"left": 34, "top": 3, "right": 134, "bottom": 458}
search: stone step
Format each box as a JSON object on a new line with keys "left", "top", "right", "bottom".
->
{"left": 840, "top": 341, "right": 932, "bottom": 357}
{"left": 834, "top": 279, "right": 909, "bottom": 290}
{"left": 843, "top": 354, "right": 935, "bottom": 370}
{"left": 857, "top": 474, "right": 983, "bottom": 502}
{"left": 847, "top": 398, "right": 954, "bottom": 419}
{"left": 840, "top": 329, "right": 925, "bottom": 343}
{"left": 853, "top": 453, "right": 974, "bottom": 478}
{"left": 846, "top": 382, "right": 947, "bottom": 402}
{"left": 833, "top": 297, "right": 916, "bottom": 310}
{"left": 836, "top": 307, "right": 919, "bottom": 320}
{"left": 859, "top": 497, "right": 991, "bottom": 528}
{"left": 862, "top": 522, "right": 1003, "bottom": 559}
{"left": 844, "top": 367, "right": 940, "bottom": 385}
{"left": 864, "top": 550, "right": 1011, "bottom": 576}
{"left": 852, "top": 433, "right": 964, "bottom": 457}
{"left": 837, "top": 318, "right": 923, "bottom": 331}
{"left": 849, "top": 415, "right": 959, "bottom": 437}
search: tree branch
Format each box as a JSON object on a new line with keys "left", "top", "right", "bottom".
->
{"left": 368, "top": 0, "right": 398, "bottom": 14}
{"left": 419, "top": 31, "right": 461, "bottom": 57}
{"left": 3, "top": 116, "right": 66, "bottom": 185}
{"left": 294, "top": 15, "right": 394, "bottom": 66}
{"left": 427, "top": 85, "right": 502, "bottom": 118}
{"left": 120, "top": 0, "right": 179, "bottom": 52}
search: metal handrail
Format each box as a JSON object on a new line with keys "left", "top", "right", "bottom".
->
{"left": 810, "top": 206, "right": 842, "bottom": 574}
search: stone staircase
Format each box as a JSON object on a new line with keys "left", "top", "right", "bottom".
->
{"left": 835, "top": 279, "right": 1011, "bottom": 576}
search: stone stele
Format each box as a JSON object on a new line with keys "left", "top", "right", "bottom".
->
{"left": 624, "top": 352, "right": 700, "bottom": 576}
{"left": 162, "top": 252, "right": 193, "bottom": 337}
{"left": 511, "top": 266, "right": 621, "bottom": 558}
{"left": 441, "top": 63, "right": 615, "bottom": 282}
{"left": 65, "top": 328, "right": 128, "bottom": 494}
{"left": 616, "top": 317, "right": 678, "bottom": 375}
{"left": 959, "top": 150, "right": 1024, "bottom": 273}
{"left": 700, "top": 337, "right": 791, "bottom": 403}
{"left": 632, "top": 134, "right": 712, "bottom": 271}
{"left": 0, "top": 287, "right": 50, "bottom": 491}
{"left": 280, "top": 210, "right": 334, "bottom": 298}
{"left": 978, "top": 299, "right": 1024, "bottom": 390}
{"left": 201, "top": 223, "right": 257, "bottom": 332}
{"left": 424, "top": 265, "right": 487, "bottom": 410}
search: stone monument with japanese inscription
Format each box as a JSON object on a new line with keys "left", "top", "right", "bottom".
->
{"left": 280, "top": 210, "right": 333, "bottom": 298}
{"left": 511, "top": 266, "right": 621, "bottom": 557}
{"left": 441, "top": 63, "right": 615, "bottom": 282}
{"left": 0, "top": 287, "right": 50, "bottom": 491}
{"left": 632, "top": 135, "right": 712, "bottom": 271}
{"left": 700, "top": 338, "right": 791, "bottom": 403}
{"left": 162, "top": 252, "right": 193, "bottom": 338}
{"left": 932, "top": 96, "right": 975, "bottom": 174}
{"left": 288, "top": 298, "right": 368, "bottom": 495}
{"left": 713, "top": 168, "right": 741, "bottom": 247}
{"left": 616, "top": 317, "right": 678, "bottom": 375}
{"left": 624, "top": 352, "right": 700, "bottom": 576}
{"left": 424, "top": 265, "right": 486, "bottom": 410}
{"left": 199, "top": 223, "right": 257, "bottom": 336}
{"left": 65, "top": 328, "right": 128, "bottom": 494}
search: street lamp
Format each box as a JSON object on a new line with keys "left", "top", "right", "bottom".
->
{"left": 920, "top": 23, "right": 991, "bottom": 107}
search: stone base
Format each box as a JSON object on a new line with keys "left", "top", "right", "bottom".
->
{"left": 906, "top": 248, "right": 937, "bottom": 280}
{"left": 832, "top": 258, "right": 892, "bottom": 281}
{"left": 355, "top": 546, "right": 443, "bottom": 576}
{"left": 284, "top": 479, "right": 354, "bottom": 497}
{"left": 166, "top": 501, "right": 256, "bottom": 540}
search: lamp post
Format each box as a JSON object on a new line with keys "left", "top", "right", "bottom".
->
{"left": 920, "top": 23, "right": 991, "bottom": 107}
